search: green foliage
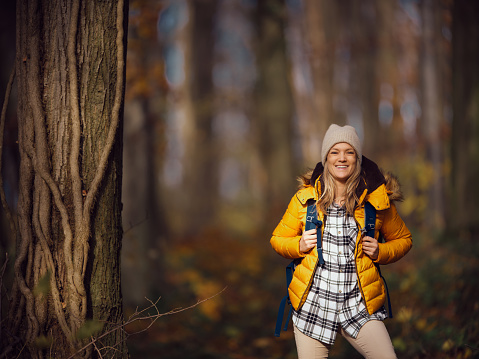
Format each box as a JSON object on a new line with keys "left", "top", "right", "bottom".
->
{"left": 384, "top": 230, "right": 479, "bottom": 359}
{"left": 33, "top": 271, "right": 51, "bottom": 297}
{"left": 75, "top": 320, "right": 104, "bottom": 340}
{"left": 34, "top": 335, "right": 53, "bottom": 349}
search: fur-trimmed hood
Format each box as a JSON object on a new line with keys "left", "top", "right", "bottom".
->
{"left": 297, "top": 156, "right": 404, "bottom": 202}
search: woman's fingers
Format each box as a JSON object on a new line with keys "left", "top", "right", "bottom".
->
{"left": 362, "top": 236, "right": 379, "bottom": 260}
{"left": 300, "top": 229, "right": 317, "bottom": 253}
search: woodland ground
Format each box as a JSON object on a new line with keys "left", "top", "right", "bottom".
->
{"left": 125, "top": 226, "right": 479, "bottom": 359}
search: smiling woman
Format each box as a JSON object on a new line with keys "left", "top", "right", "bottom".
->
{"left": 327, "top": 143, "right": 357, "bottom": 184}
{"left": 270, "top": 124, "right": 412, "bottom": 359}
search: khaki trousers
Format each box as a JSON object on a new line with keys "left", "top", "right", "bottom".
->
{"left": 293, "top": 321, "right": 397, "bottom": 359}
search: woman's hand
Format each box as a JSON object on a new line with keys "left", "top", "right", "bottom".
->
{"left": 300, "top": 228, "right": 317, "bottom": 253}
{"left": 362, "top": 236, "right": 379, "bottom": 260}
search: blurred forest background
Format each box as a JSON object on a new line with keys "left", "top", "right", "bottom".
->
{"left": 1, "top": 0, "right": 479, "bottom": 358}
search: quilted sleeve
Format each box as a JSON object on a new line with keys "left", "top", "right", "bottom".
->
{"left": 270, "top": 192, "right": 306, "bottom": 260}
{"left": 375, "top": 203, "right": 412, "bottom": 265}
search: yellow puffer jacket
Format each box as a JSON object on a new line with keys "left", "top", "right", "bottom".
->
{"left": 271, "top": 157, "right": 412, "bottom": 315}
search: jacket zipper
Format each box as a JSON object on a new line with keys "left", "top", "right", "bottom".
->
{"left": 298, "top": 256, "right": 319, "bottom": 310}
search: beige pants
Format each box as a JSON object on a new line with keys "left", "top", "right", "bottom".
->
{"left": 293, "top": 321, "right": 397, "bottom": 359}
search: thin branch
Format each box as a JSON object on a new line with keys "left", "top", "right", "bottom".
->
{"left": 32, "top": 190, "right": 73, "bottom": 340}
{"left": 24, "top": 144, "right": 81, "bottom": 302}
{"left": 67, "top": 0, "right": 84, "bottom": 231}
{"left": 123, "top": 214, "right": 149, "bottom": 235}
{"left": 65, "top": 0, "right": 88, "bottom": 334}
{"left": 67, "top": 287, "right": 227, "bottom": 359}
{"left": 14, "top": 83, "right": 39, "bottom": 347}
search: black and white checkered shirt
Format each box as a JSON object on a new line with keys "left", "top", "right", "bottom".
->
{"left": 292, "top": 202, "right": 387, "bottom": 345}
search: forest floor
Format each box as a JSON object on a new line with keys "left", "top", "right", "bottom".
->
{"left": 125, "top": 226, "right": 479, "bottom": 359}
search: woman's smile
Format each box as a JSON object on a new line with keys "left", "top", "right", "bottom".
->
{"left": 326, "top": 143, "right": 357, "bottom": 183}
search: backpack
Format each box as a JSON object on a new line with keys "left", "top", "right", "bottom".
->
{"left": 274, "top": 200, "right": 393, "bottom": 337}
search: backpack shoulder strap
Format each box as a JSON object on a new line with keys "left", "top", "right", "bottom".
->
{"left": 363, "top": 201, "right": 393, "bottom": 318}
{"left": 305, "top": 198, "right": 316, "bottom": 231}
{"left": 305, "top": 199, "right": 324, "bottom": 265}
{"left": 274, "top": 261, "right": 295, "bottom": 337}
{"left": 364, "top": 201, "right": 376, "bottom": 238}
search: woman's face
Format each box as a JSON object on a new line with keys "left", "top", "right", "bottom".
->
{"left": 326, "top": 142, "right": 357, "bottom": 184}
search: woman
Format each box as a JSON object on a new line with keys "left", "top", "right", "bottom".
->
{"left": 271, "top": 124, "right": 412, "bottom": 358}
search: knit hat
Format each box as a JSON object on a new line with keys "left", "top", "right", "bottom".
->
{"left": 321, "top": 124, "right": 362, "bottom": 165}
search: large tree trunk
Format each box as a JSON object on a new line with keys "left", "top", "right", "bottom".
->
{"left": 253, "top": 0, "right": 295, "bottom": 218}
{"left": 122, "top": 0, "right": 168, "bottom": 305}
{"left": 419, "top": 0, "right": 446, "bottom": 230}
{"left": 182, "top": 0, "right": 219, "bottom": 232}
{"left": 4, "top": 0, "right": 129, "bottom": 357}
{"left": 348, "top": 0, "right": 379, "bottom": 155}
{"left": 302, "top": 0, "right": 336, "bottom": 150}
{"left": 451, "top": 0, "right": 479, "bottom": 235}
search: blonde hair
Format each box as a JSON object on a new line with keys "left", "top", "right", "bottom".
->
{"left": 317, "top": 156, "right": 362, "bottom": 216}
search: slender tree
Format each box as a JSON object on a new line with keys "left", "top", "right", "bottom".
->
{"left": 186, "top": 0, "right": 219, "bottom": 231}
{"left": 419, "top": 0, "right": 447, "bottom": 229}
{"left": 253, "top": 0, "right": 295, "bottom": 217}
{"left": 451, "top": 0, "right": 479, "bottom": 235}
{"left": 303, "top": 0, "right": 336, "bottom": 147}
{"left": 2, "top": 0, "right": 129, "bottom": 357}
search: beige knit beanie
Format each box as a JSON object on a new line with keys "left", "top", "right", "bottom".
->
{"left": 321, "top": 124, "right": 362, "bottom": 165}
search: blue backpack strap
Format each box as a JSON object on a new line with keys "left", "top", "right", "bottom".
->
{"left": 364, "top": 201, "right": 393, "bottom": 318}
{"left": 305, "top": 201, "right": 324, "bottom": 265}
{"left": 364, "top": 201, "right": 376, "bottom": 238}
{"left": 274, "top": 261, "right": 295, "bottom": 337}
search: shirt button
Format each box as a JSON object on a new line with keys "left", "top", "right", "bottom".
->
{"left": 339, "top": 290, "right": 342, "bottom": 293}
{"left": 338, "top": 231, "right": 341, "bottom": 234}
{"left": 338, "top": 251, "right": 342, "bottom": 255}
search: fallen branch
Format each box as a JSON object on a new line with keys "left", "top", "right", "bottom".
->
{"left": 67, "top": 287, "right": 227, "bottom": 359}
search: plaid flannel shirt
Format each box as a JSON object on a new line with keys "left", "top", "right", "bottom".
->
{"left": 292, "top": 203, "right": 387, "bottom": 345}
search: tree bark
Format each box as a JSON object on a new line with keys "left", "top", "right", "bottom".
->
{"left": 183, "top": 0, "right": 219, "bottom": 232}
{"left": 451, "top": 0, "right": 479, "bottom": 235}
{"left": 419, "top": 0, "right": 446, "bottom": 230}
{"left": 303, "top": 0, "right": 336, "bottom": 145}
{"left": 253, "top": 0, "right": 295, "bottom": 218}
{"left": 5, "top": 0, "right": 129, "bottom": 357}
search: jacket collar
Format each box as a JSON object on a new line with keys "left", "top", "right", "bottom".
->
{"left": 310, "top": 156, "right": 389, "bottom": 210}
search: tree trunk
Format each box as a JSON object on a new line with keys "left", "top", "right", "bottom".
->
{"left": 303, "top": 0, "right": 336, "bottom": 146}
{"left": 122, "top": 0, "right": 169, "bottom": 305}
{"left": 349, "top": 0, "right": 379, "bottom": 155}
{"left": 451, "top": 0, "right": 479, "bottom": 235}
{"left": 182, "top": 0, "right": 219, "bottom": 232}
{"left": 253, "top": 0, "right": 295, "bottom": 218}
{"left": 5, "top": 0, "right": 129, "bottom": 357}
{"left": 419, "top": 0, "right": 446, "bottom": 230}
